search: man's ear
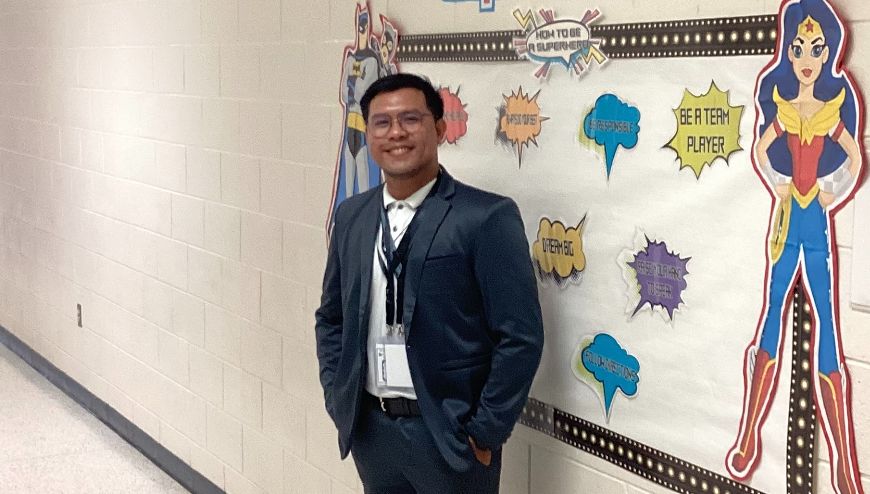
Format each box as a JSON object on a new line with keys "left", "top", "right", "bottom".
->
{"left": 435, "top": 119, "right": 447, "bottom": 143}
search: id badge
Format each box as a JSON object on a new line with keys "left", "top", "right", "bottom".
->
{"left": 375, "top": 342, "right": 413, "bottom": 388}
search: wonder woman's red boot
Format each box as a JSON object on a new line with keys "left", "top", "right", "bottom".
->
{"left": 726, "top": 349, "right": 776, "bottom": 478}
{"left": 817, "top": 371, "right": 864, "bottom": 494}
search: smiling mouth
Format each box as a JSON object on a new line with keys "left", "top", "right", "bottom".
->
{"left": 387, "top": 146, "right": 411, "bottom": 155}
{"left": 802, "top": 68, "right": 813, "bottom": 77}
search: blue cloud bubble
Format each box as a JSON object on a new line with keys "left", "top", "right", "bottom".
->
{"left": 583, "top": 94, "right": 640, "bottom": 178}
{"left": 441, "top": 0, "right": 494, "bottom": 12}
{"left": 581, "top": 333, "right": 640, "bottom": 416}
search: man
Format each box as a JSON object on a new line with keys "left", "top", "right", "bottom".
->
{"left": 315, "top": 73, "right": 544, "bottom": 493}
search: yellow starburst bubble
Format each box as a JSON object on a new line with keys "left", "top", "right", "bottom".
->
{"left": 664, "top": 81, "right": 744, "bottom": 178}
{"left": 532, "top": 216, "right": 586, "bottom": 285}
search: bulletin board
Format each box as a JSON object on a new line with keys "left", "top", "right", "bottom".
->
{"left": 851, "top": 187, "right": 870, "bottom": 310}
{"left": 330, "top": 1, "right": 866, "bottom": 493}
{"left": 403, "top": 36, "right": 781, "bottom": 494}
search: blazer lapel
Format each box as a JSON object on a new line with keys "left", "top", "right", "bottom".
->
{"left": 356, "top": 188, "right": 382, "bottom": 338}
{"left": 401, "top": 172, "right": 455, "bottom": 337}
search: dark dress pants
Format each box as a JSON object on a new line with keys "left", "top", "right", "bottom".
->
{"left": 350, "top": 397, "right": 502, "bottom": 494}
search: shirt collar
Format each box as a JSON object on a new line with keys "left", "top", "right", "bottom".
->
{"left": 382, "top": 176, "right": 438, "bottom": 210}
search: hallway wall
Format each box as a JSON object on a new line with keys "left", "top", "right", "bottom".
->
{"left": 0, "top": 1, "right": 867, "bottom": 493}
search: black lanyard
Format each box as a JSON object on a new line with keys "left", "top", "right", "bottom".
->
{"left": 376, "top": 177, "right": 440, "bottom": 329}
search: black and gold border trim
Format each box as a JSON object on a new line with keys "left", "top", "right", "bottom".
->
{"left": 787, "top": 283, "right": 817, "bottom": 491}
{"left": 599, "top": 15, "right": 777, "bottom": 59}
{"left": 519, "top": 399, "right": 763, "bottom": 494}
{"left": 398, "top": 30, "right": 521, "bottom": 63}
{"left": 397, "top": 14, "right": 777, "bottom": 62}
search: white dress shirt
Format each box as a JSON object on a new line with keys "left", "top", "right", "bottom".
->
{"left": 365, "top": 177, "right": 437, "bottom": 399}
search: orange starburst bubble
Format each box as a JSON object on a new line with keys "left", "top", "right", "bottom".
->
{"left": 497, "top": 87, "right": 549, "bottom": 167}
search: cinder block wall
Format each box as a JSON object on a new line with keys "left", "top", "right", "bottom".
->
{"left": 0, "top": 1, "right": 866, "bottom": 493}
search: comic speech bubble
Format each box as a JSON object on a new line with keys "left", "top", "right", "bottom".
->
{"left": 532, "top": 216, "right": 586, "bottom": 285}
{"left": 496, "top": 87, "right": 549, "bottom": 167}
{"left": 577, "top": 105, "right": 604, "bottom": 156}
{"left": 574, "top": 333, "right": 640, "bottom": 419}
{"left": 664, "top": 81, "right": 744, "bottom": 178}
{"left": 627, "top": 236, "right": 690, "bottom": 320}
{"left": 583, "top": 94, "right": 640, "bottom": 178}
{"left": 438, "top": 86, "right": 468, "bottom": 145}
{"left": 526, "top": 20, "right": 592, "bottom": 67}
{"left": 512, "top": 8, "right": 607, "bottom": 79}
{"left": 442, "top": 0, "right": 494, "bottom": 13}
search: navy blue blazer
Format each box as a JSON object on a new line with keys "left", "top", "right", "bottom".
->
{"left": 315, "top": 169, "right": 544, "bottom": 472}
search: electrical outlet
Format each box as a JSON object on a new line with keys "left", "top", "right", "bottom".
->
{"left": 76, "top": 303, "right": 82, "bottom": 328}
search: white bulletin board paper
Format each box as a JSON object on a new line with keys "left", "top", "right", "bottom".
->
{"left": 402, "top": 55, "right": 785, "bottom": 494}
{"left": 851, "top": 184, "right": 870, "bottom": 311}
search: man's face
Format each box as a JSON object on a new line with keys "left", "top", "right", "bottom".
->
{"left": 366, "top": 88, "right": 446, "bottom": 181}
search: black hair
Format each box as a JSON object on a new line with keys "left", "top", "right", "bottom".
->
{"left": 360, "top": 73, "right": 444, "bottom": 122}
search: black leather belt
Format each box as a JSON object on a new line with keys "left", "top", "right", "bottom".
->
{"left": 365, "top": 391, "right": 421, "bottom": 417}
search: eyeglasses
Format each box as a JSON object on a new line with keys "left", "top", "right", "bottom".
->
{"left": 367, "top": 111, "right": 433, "bottom": 137}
